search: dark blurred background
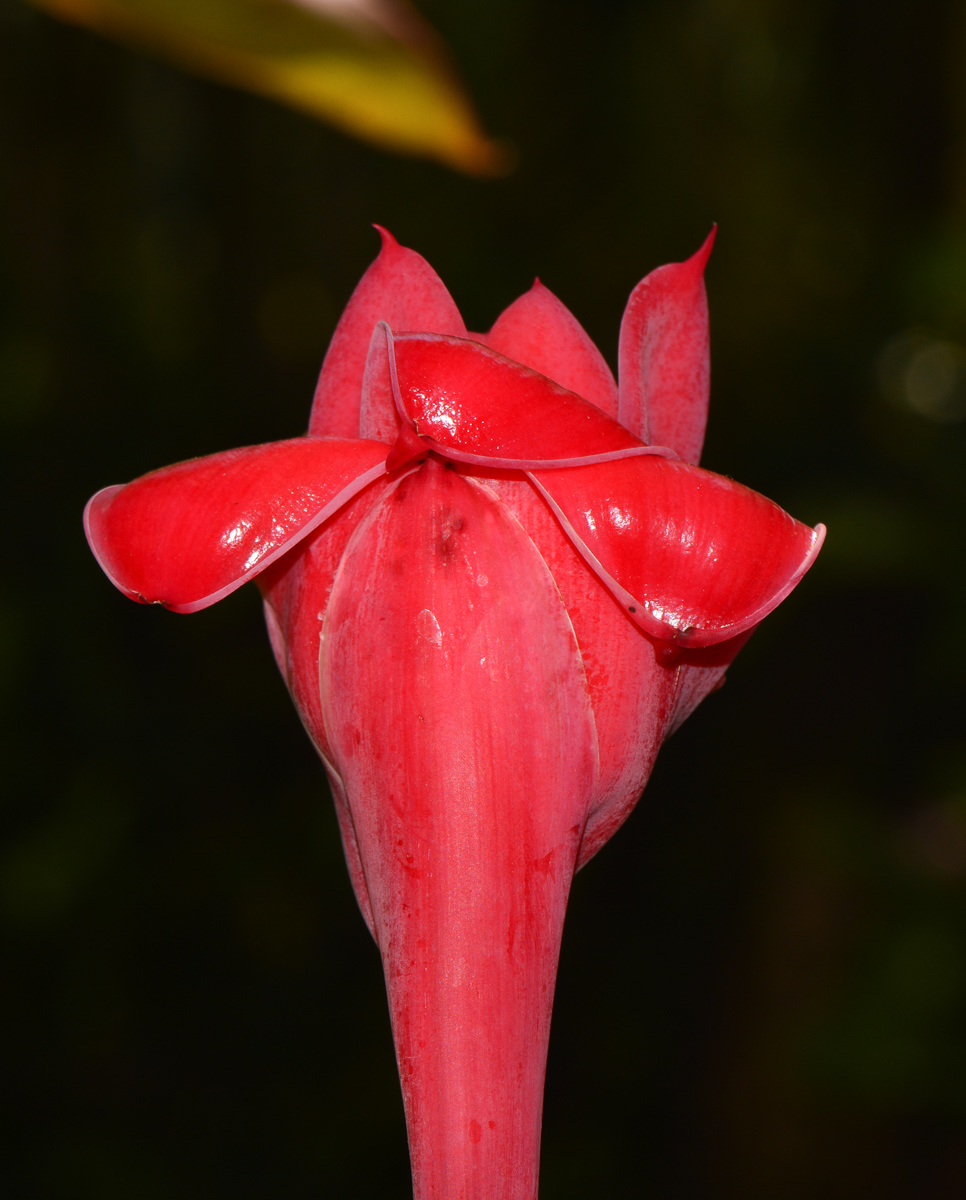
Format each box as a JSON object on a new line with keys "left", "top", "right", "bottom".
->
{"left": 2, "top": 0, "right": 966, "bottom": 1196}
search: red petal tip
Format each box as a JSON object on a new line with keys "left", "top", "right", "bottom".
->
{"left": 692, "top": 225, "right": 717, "bottom": 270}
{"left": 83, "top": 484, "right": 147, "bottom": 606}
{"left": 372, "top": 223, "right": 399, "bottom": 248}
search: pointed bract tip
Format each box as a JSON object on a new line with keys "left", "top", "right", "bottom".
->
{"left": 522, "top": 277, "right": 552, "bottom": 301}
{"left": 691, "top": 225, "right": 717, "bottom": 271}
{"left": 372, "top": 224, "right": 400, "bottom": 251}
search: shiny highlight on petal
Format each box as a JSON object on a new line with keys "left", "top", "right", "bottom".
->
{"left": 85, "top": 437, "right": 387, "bottom": 612}
{"left": 530, "top": 455, "right": 824, "bottom": 646}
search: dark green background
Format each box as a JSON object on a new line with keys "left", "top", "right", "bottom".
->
{"left": 3, "top": 0, "right": 966, "bottom": 1195}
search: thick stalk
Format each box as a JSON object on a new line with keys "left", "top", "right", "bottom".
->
{"left": 378, "top": 780, "right": 578, "bottom": 1200}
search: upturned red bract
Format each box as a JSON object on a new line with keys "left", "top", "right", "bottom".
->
{"left": 84, "top": 227, "right": 824, "bottom": 1200}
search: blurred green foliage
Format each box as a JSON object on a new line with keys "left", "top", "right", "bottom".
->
{"left": 2, "top": 0, "right": 966, "bottom": 1196}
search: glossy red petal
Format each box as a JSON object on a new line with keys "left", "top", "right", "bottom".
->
{"left": 320, "top": 459, "right": 597, "bottom": 1200}
{"left": 483, "top": 473, "right": 678, "bottom": 870}
{"left": 618, "top": 229, "right": 714, "bottom": 463}
{"left": 485, "top": 280, "right": 619, "bottom": 416}
{"left": 309, "top": 227, "right": 465, "bottom": 438}
{"left": 530, "top": 455, "right": 824, "bottom": 647}
{"left": 85, "top": 437, "right": 388, "bottom": 613}
{"left": 388, "top": 330, "right": 648, "bottom": 469}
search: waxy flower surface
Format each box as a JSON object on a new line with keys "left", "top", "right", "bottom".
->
{"left": 85, "top": 229, "right": 824, "bottom": 1200}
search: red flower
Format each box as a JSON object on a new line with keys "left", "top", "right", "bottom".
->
{"left": 85, "top": 228, "right": 823, "bottom": 1200}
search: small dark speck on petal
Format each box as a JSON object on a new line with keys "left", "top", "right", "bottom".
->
{"left": 628, "top": 605, "right": 636, "bottom": 613}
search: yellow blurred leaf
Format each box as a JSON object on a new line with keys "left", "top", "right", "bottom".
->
{"left": 27, "top": 0, "right": 508, "bottom": 175}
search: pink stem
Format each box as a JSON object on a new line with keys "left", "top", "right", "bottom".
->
{"left": 374, "top": 812, "right": 577, "bottom": 1200}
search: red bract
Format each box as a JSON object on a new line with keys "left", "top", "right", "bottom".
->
{"left": 85, "top": 228, "right": 824, "bottom": 1200}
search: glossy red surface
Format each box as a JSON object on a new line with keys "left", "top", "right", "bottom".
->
{"left": 85, "top": 437, "right": 388, "bottom": 612}
{"left": 84, "top": 228, "right": 823, "bottom": 1200}
{"left": 390, "top": 330, "right": 642, "bottom": 465}
{"left": 531, "top": 454, "right": 824, "bottom": 645}
{"left": 309, "top": 226, "right": 464, "bottom": 438}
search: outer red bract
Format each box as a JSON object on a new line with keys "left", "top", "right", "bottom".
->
{"left": 84, "top": 227, "right": 824, "bottom": 1200}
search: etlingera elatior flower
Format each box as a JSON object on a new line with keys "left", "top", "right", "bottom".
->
{"left": 84, "top": 228, "right": 823, "bottom": 1200}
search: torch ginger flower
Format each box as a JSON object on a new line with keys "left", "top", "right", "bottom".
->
{"left": 84, "top": 228, "right": 823, "bottom": 1200}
